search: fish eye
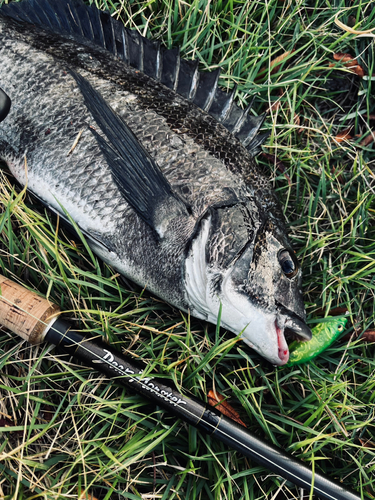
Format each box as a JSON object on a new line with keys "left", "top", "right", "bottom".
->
{"left": 337, "top": 324, "right": 344, "bottom": 332}
{"left": 278, "top": 249, "right": 298, "bottom": 279}
{"left": 0, "top": 88, "right": 11, "bottom": 123}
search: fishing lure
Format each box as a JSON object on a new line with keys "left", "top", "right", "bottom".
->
{"left": 287, "top": 316, "right": 348, "bottom": 365}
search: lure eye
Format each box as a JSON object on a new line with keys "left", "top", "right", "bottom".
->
{"left": 278, "top": 249, "right": 298, "bottom": 279}
{"left": 337, "top": 324, "right": 344, "bottom": 332}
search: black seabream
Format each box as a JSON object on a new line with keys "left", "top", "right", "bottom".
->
{"left": 0, "top": 0, "right": 312, "bottom": 365}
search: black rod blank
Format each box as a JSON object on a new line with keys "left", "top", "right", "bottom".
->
{"left": 45, "top": 318, "right": 361, "bottom": 500}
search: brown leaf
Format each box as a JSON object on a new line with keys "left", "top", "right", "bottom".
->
{"left": 330, "top": 307, "right": 349, "bottom": 316}
{"left": 359, "top": 438, "right": 375, "bottom": 449}
{"left": 256, "top": 50, "right": 295, "bottom": 81}
{"left": 268, "top": 100, "right": 282, "bottom": 113}
{"left": 331, "top": 166, "right": 345, "bottom": 185}
{"left": 362, "top": 330, "right": 375, "bottom": 342}
{"left": 293, "top": 113, "right": 304, "bottom": 134}
{"left": 207, "top": 390, "right": 247, "bottom": 428}
{"left": 78, "top": 490, "right": 99, "bottom": 500}
{"left": 334, "top": 127, "right": 353, "bottom": 143}
{"left": 353, "top": 65, "right": 365, "bottom": 78}
{"left": 333, "top": 52, "right": 351, "bottom": 62}
{"left": 269, "top": 49, "right": 295, "bottom": 74}
{"left": 342, "top": 328, "right": 375, "bottom": 343}
{"left": 364, "top": 114, "right": 375, "bottom": 120}
{"left": 359, "top": 132, "right": 375, "bottom": 147}
{"left": 333, "top": 52, "right": 365, "bottom": 77}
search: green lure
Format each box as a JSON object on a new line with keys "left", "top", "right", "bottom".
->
{"left": 287, "top": 316, "right": 348, "bottom": 366}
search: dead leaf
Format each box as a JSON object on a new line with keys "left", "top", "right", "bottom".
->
{"left": 342, "top": 328, "right": 375, "bottom": 343}
{"left": 269, "top": 49, "right": 295, "bottom": 74}
{"left": 78, "top": 490, "right": 99, "bottom": 500}
{"left": 268, "top": 100, "right": 282, "bottom": 113}
{"left": 364, "top": 114, "right": 375, "bottom": 120}
{"left": 331, "top": 166, "right": 345, "bottom": 185}
{"left": 361, "top": 330, "right": 375, "bottom": 342}
{"left": 207, "top": 390, "right": 247, "bottom": 428}
{"left": 293, "top": 113, "right": 304, "bottom": 134}
{"left": 334, "top": 13, "right": 375, "bottom": 35}
{"left": 334, "top": 127, "right": 353, "bottom": 143}
{"left": 329, "top": 307, "right": 348, "bottom": 316}
{"left": 359, "top": 438, "right": 375, "bottom": 449}
{"left": 256, "top": 50, "right": 295, "bottom": 81}
{"left": 359, "top": 132, "right": 375, "bottom": 147}
{"left": 332, "top": 52, "right": 365, "bottom": 77}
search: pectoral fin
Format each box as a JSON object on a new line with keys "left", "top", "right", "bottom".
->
{"left": 71, "top": 71, "right": 192, "bottom": 239}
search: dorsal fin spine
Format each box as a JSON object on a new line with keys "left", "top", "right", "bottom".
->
{"left": 54, "top": 2, "right": 72, "bottom": 33}
{"left": 123, "top": 29, "right": 129, "bottom": 64}
{"left": 155, "top": 42, "right": 162, "bottom": 81}
{"left": 75, "top": 2, "right": 95, "bottom": 40}
{"left": 1, "top": 0, "right": 267, "bottom": 155}
{"left": 202, "top": 68, "right": 221, "bottom": 112}
{"left": 188, "top": 64, "right": 199, "bottom": 100}
{"left": 66, "top": 2, "right": 84, "bottom": 37}
{"left": 173, "top": 50, "right": 181, "bottom": 92}
{"left": 231, "top": 98, "right": 254, "bottom": 137}
{"left": 138, "top": 33, "right": 144, "bottom": 73}
{"left": 89, "top": 4, "right": 105, "bottom": 48}
{"left": 220, "top": 84, "right": 237, "bottom": 122}
{"left": 31, "top": 0, "right": 50, "bottom": 28}
{"left": 100, "top": 12, "right": 116, "bottom": 56}
{"left": 237, "top": 114, "right": 265, "bottom": 147}
{"left": 230, "top": 109, "right": 246, "bottom": 135}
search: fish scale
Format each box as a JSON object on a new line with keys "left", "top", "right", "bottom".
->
{"left": 94, "top": 82, "right": 250, "bottom": 219}
{"left": 0, "top": 0, "right": 312, "bottom": 365}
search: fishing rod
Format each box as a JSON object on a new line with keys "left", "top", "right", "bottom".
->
{"left": 0, "top": 274, "right": 361, "bottom": 500}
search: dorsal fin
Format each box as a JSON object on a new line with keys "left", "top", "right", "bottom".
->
{"left": 0, "top": 0, "right": 267, "bottom": 156}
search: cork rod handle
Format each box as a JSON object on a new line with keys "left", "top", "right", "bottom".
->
{"left": 0, "top": 274, "right": 60, "bottom": 344}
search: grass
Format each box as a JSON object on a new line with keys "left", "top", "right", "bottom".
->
{"left": 0, "top": 0, "right": 374, "bottom": 499}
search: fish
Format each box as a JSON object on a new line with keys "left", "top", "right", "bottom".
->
{"left": 0, "top": 0, "right": 312, "bottom": 365}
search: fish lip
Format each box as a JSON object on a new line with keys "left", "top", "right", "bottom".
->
{"left": 274, "top": 313, "right": 312, "bottom": 365}
{"left": 275, "top": 319, "right": 289, "bottom": 364}
{"left": 284, "top": 316, "right": 312, "bottom": 341}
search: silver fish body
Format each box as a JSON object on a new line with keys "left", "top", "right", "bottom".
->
{"left": 0, "top": 0, "right": 311, "bottom": 365}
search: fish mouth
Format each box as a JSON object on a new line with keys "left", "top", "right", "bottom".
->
{"left": 285, "top": 316, "right": 312, "bottom": 342}
{"left": 276, "top": 316, "right": 312, "bottom": 365}
{"left": 276, "top": 320, "right": 289, "bottom": 364}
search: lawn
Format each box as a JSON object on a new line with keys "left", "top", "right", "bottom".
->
{"left": 0, "top": 0, "right": 374, "bottom": 499}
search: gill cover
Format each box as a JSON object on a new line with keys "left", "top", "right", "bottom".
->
{"left": 185, "top": 205, "right": 311, "bottom": 365}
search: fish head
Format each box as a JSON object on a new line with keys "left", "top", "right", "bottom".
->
{"left": 184, "top": 204, "right": 311, "bottom": 365}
